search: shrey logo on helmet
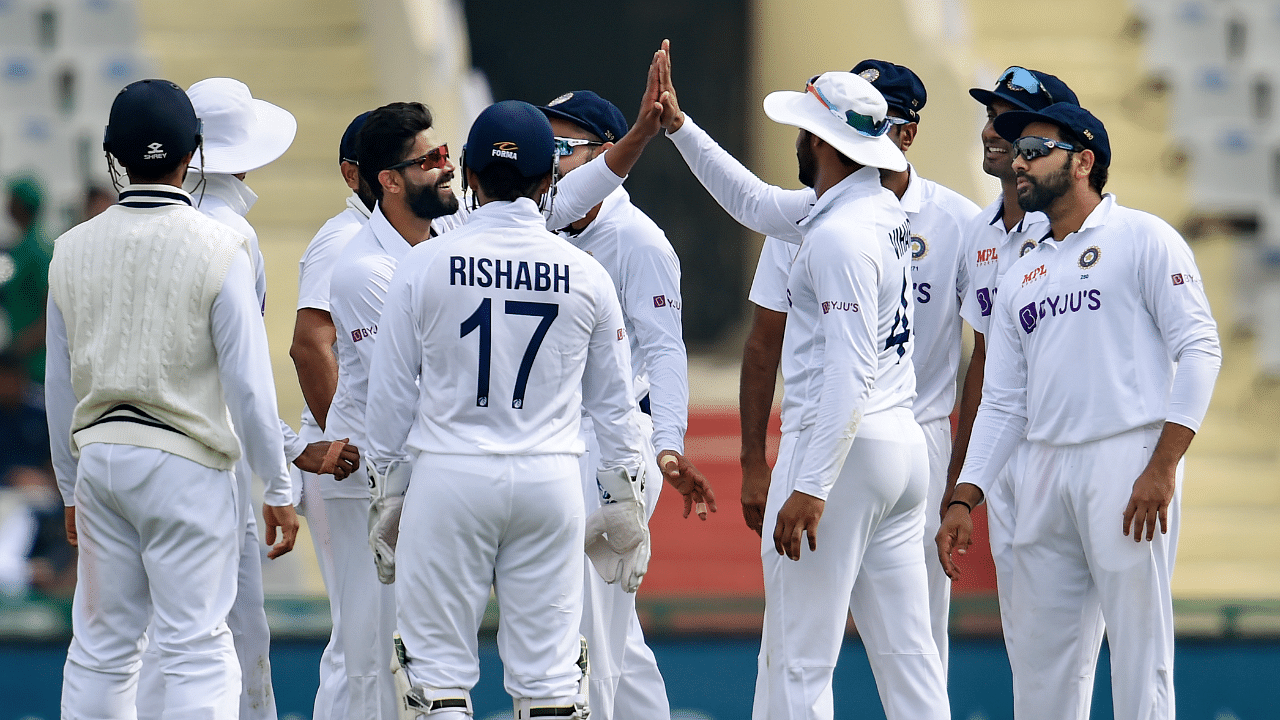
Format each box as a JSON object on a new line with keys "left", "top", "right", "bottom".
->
{"left": 143, "top": 142, "right": 166, "bottom": 160}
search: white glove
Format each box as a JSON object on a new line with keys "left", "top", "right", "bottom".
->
{"left": 584, "top": 465, "right": 650, "bottom": 592}
{"left": 368, "top": 461, "right": 412, "bottom": 584}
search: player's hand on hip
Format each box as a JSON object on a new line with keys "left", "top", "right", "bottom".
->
{"left": 739, "top": 459, "right": 772, "bottom": 536}
{"left": 655, "top": 39, "right": 685, "bottom": 132}
{"left": 659, "top": 450, "right": 716, "bottom": 520}
{"left": 263, "top": 503, "right": 300, "bottom": 560}
{"left": 773, "top": 490, "right": 823, "bottom": 561}
{"left": 294, "top": 439, "right": 360, "bottom": 480}
{"left": 1123, "top": 460, "right": 1176, "bottom": 542}
{"left": 63, "top": 506, "right": 76, "bottom": 547}
{"left": 936, "top": 504, "right": 974, "bottom": 580}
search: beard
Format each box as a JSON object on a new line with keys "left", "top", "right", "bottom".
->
{"left": 1016, "top": 154, "right": 1072, "bottom": 213}
{"left": 797, "top": 137, "right": 817, "bottom": 189}
{"left": 406, "top": 171, "right": 459, "bottom": 219}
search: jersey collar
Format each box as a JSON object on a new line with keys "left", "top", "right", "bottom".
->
{"left": 347, "top": 192, "right": 373, "bottom": 220}
{"left": 184, "top": 173, "right": 258, "bottom": 217}
{"left": 117, "top": 184, "right": 194, "bottom": 208}
{"left": 367, "top": 204, "right": 414, "bottom": 262}
{"left": 898, "top": 163, "right": 923, "bottom": 214}
{"left": 1039, "top": 193, "right": 1117, "bottom": 243}
{"left": 799, "top": 165, "right": 883, "bottom": 228}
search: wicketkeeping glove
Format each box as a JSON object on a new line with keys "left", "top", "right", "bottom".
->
{"left": 584, "top": 465, "right": 650, "bottom": 593}
{"left": 368, "top": 460, "right": 412, "bottom": 584}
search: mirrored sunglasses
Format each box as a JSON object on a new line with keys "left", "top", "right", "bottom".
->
{"left": 554, "top": 137, "right": 604, "bottom": 157}
{"left": 1013, "top": 135, "right": 1078, "bottom": 161}
{"left": 805, "top": 77, "right": 892, "bottom": 138}
{"left": 998, "top": 67, "right": 1055, "bottom": 103}
{"left": 387, "top": 144, "right": 450, "bottom": 171}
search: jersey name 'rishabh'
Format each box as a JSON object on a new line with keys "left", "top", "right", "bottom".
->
{"left": 448, "top": 256, "right": 572, "bottom": 293}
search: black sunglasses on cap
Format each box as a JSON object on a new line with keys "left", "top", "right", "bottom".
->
{"left": 1013, "top": 135, "right": 1078, "bottom": 161}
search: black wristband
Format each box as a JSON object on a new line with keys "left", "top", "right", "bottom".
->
{"left": 948, "top": 499, "right": 973, "bottom": 513}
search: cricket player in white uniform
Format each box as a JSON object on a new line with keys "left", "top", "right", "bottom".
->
{"left": 326, "top": 79, "right": 668, "bottom": 718}
{"left": 47, "top": 79, "right": 299, "bottom": 720}
{"left": 948, "top": 68, "right": 1087, "bottom": 688}
{"left": 132, "top": 78, "right": 360, "bottom": 720}
{"left": 364, "top": 100, "right": 651, "bottom": 720}
{"left": 653, "top": 44, "right": 950, "bottom": 718}
{"left": 290, "top": 110, "right": 375, "bottom": 720}
{"left": 740, "top": 60, "right": 979, "bottom": 671}
{"left": 537, "top": 89, "right": 712, "bottom": 720}
{"left": 938, "top": 104, "right": 1222, "bottom": 720}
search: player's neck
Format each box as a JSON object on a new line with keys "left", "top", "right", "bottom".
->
{"left": 998, "top": 178, "right": 1025, "bottom": 232}
{"left": 1043, "top": 186, "right": 1103, "bottom": 241}
{"left": 382, "top": 200, "right": 433, "bottom": 247}
{"left": 879, "top": 167, "right": 909, "bottom": 200}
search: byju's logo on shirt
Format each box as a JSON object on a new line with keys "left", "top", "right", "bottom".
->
{"left": 821, "top": 300, "right": 859, "bottom": 314}
{"left": 1019, "top": 289, "right": 1103, "bottom": 334}
{"left": 976, "top": 287, "right": 994, "bottom": 317}
{"left": 351, "top": 325, "right": 376, "bottom": 342}
{"left": 652, "top": 294, "right": 681, "bottom": 310}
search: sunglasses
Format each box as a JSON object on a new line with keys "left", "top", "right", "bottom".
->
{"left": 386, "top": 144, "right": 450, "bottom": 171}
{"left": 1013, "top": 135, "right": 1079, "bottom": 161}
{"left": 554, "top": 137, "right": 604, "bottom": 157}
{"left": 806, "top": 77, "right": 893, "bottom": 138}
{"left": 997, "top": 66, "right": 1055, "bottom": 103}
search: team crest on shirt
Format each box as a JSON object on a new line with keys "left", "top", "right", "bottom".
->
{"left": 1019, "top": 239, "right": 1038, "bottom": 257}
{"left": 1078, "top": 246, "right": 1101, "bottom": 269}
{"left": 910, "top": 234, "right": 928, "bottom": 260}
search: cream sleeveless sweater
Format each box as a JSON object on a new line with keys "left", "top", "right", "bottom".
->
{"left": 48, "top": 193, "right": 249, "bottom": 470}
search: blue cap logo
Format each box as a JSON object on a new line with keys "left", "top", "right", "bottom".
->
{"left": 491, "top": 141, "right": 518, "bottom": 161}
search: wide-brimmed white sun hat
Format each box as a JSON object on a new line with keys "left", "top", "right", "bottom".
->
{"left": 762, "top": 71, "right": 907, "bottom": 172}
{"left": 187, "top": 77, "right": 297, "bottom": 175}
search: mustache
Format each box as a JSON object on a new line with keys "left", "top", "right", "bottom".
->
{"left": 435, "top": 171, "right": 454, "bottom": 187}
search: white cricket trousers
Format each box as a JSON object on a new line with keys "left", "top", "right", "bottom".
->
{"left": 326, "top": 494, "right": 397, "bottom": 720}
{"left": 62, "top": 443, "right": 241, "bottom": 720}
{"left": 296, "top": 421, "right": 348, "bottom": 720}
{"left": 917, "top": 416, "right": 952, "bottom": 673}
{"left": 578, "top": 419, "right": 670, "bottom": 720}
{"left": 755, "top": 408, "right": 949, "bottom": 720}
{"left": 396, "top": 452, "right": 586, "bottom": 703}
{"left": 1002, "top": 424, "right": 1178, "bottom": 720}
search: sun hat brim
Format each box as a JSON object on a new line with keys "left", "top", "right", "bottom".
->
{"left": 762, "top": 89, "right": 907, "bottom": 173}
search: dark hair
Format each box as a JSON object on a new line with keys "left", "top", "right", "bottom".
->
{"left": 356, "top": 102, "right": 434, "bottom": 201}
{"left": 473, "top": 162, "right": 547, "bottom": 202}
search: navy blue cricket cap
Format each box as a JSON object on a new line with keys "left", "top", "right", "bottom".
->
{"left": 994, "top": 102, "right": 1111, "bottom": 168}
{"left": 104, "top": 79, "right": 202, "bottom": 168}
{"left": 340, "top": 110, "right": 372, "bottom": 165}
{"left": 465, "top": 100, "right": 556, "bottom": 178}
{"left": 969, "top": 67, "right": 1079, "bottom": 112}
{"left": 851, "top": 60, "right": 926, "bottom": 122}
{"left": 538, "top": 91, "right": 628, "bottom": 144}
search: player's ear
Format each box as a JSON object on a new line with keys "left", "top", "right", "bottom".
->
{"left": 1075, "top": 149, "right": 1095, "bottom": 181}
{"left": 378, "top": 168, "right": 401, "bottom": 196}
{"left": 601, "top": 141, "right": 615, "bottom": 152}
{"left": 896, "top": 122, "right": 917, "bottom": 152}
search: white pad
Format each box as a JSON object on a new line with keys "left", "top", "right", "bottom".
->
{"left": 403, "top": 686, "right": 472, "bottom": 718}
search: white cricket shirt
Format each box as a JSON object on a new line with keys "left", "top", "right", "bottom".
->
{"left": 560, "top": 187, "right": 688, "bottom": 455}
{"left": 896, "top": 166, "right": 980, "bottom": 424}
{"left": 958, "top": 197, "right": 1051, "bottom": 337}
{"left": 960, "top": 195, "right": 1222, "bottom": 495}
{"left": 783, "top": 168, "right": 916, "bottom": 500}
{"left": 365, "top": 198, "right": 645, "bottom": 474}
{"left": 326, "top": 206, "right": 407, "bottom": 498}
